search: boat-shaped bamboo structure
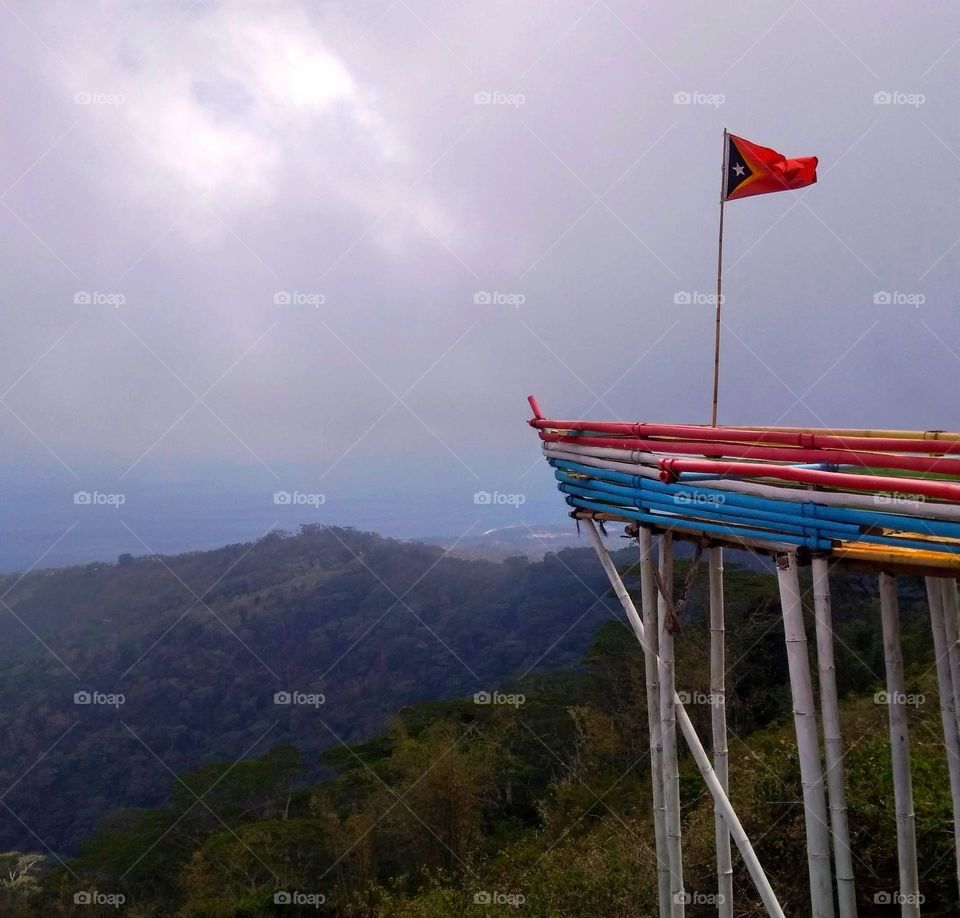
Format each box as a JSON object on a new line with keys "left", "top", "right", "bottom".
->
{"left": 529, "top": 394, "right": 960, "bottom": 918}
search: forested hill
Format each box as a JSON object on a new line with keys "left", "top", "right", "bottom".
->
{"left": 0, "top": 525, "right": 625, "bottom": 854}
{"left": 8, "top": 556, "right": 956, "bottom": 916}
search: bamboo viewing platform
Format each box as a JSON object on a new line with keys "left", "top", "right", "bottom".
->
{"left": 529, "top": 394, "right": 960, "bottom": 917}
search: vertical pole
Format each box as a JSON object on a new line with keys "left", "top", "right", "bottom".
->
{"left": 709, "top": 547, "right": 733, "bottom": 917}
{"left": 811, "top": 557, "right": 857, "bottom": 917}
{"left": 939, "top": 579, "right": 960, "bottom": 737}
{"left": 582, "top": 519, "right": 785, "bottom": 917}
{"left": 878, "top": 573, "right": 920, "bottom": 917}
{"left": 711, "top": 128, "right": 728, "bottom": 427}
{"left": 639, "top": 529, "right": 671, "bottom": 918}
{"left": 776, "top": 553, "right": 835, "bottom": 917}
{"left": 925, "top": 577, "right": 960, "bottom": 900}
{"left": 658, "top": 533, "right": 685, "bottom": 913}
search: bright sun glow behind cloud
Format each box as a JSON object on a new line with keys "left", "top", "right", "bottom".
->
{"left": 53, "top": 2, "right": 416, "bottom": 239}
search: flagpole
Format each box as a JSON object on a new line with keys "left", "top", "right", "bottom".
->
{"left": 711, "top": 128, "right": 728, "bottom": 427}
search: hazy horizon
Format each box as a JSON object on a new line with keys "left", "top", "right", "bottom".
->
{"left": 4, "top": 1, "right": 960, "bottom": 571}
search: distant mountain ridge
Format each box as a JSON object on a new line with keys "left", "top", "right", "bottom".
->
{"left": 0, "top": 525, "right": 623, "bottom": 853}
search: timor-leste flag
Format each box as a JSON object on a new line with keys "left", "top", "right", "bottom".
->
{"left": 724, "top": 134, "right": 818, "bottom": 202}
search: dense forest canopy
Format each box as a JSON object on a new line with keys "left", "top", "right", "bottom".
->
{"left": 0, "top": 530, "right": 954, "bottom": 915}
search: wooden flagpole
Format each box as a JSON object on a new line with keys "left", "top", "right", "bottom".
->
{"left": 711, "top": 129, "right": 728, "bottom": 427}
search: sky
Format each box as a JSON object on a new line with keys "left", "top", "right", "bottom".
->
{"left": 2, "top": 0, "right": 960, "bottom": 570}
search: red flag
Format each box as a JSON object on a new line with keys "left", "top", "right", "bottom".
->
{"left": 724, "top": 134, "right": 817, "bottom": 201}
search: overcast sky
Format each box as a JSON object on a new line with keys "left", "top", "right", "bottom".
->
{"left": 2, "top": 0, "right": 960, "bottom": 568}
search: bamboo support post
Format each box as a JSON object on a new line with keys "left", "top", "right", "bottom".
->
{"left": 878, "top": 573, "right": 920, "bottom": 917}
{"left": 940, "top": 579, "right": 960, "bottom": 738}
{"left": 639, "top": 529, "right": 671, "bottom": 917}
{"left": 709, "top": 547, "right": 733, "bottom": 917}
{"left": 775, "top": 553, "right": 835, "bottom": 917}
{"left": 811, "top": 556, "right": 857, "bottom": 917}
{"left": 925, "top": 577, "right": 960, "bottom": 900}
{"left": 658, "top": 533, "right": 685, "bottom": 913}
{"left": 583, "top": 519, "right": 785, "bottom": 917}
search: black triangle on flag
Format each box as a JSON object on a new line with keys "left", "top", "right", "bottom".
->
{"left": 725, "top": 135, "right": 753, "bottom": 200}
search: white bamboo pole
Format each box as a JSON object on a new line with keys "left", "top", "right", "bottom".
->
{"left": 709, "top": 547, "right": 733, "bottom": 918}
{"left": 811, "top": 557, "right": 857, "bottom": 917}
{"left": 925, "top": 577, "right": 960, "bottom": 900}
{"left": 878, "top": 573, "right": 920, "bottom": 918}
{"left": 939, "top": 579, "right": 960, "bottom": 738}
{"left": 775, "top": 554, "right": 835, "bottom": 917}
{"left": 658, "top": 533, "right": 685, "bottom": 914}
{"left": 639, "top": 528, "right": 671, "bottom": 918}
{"left": 583, "top": 519, "right": 785, "bottom": 917}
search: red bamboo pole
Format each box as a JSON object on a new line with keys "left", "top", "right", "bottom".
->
{"left": 537, "top": 431, "right": 960, "bottom": 477}
{"left": 529, "top": 418, "right": 960, "bottom": 456}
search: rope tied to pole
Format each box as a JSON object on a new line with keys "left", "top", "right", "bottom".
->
{"left": 651, "top": 542, "right": 703, "bottom": 634}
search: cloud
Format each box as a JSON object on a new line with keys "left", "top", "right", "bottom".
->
{"left": 51, "top": 2, "right": 427, "bottom": 243}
